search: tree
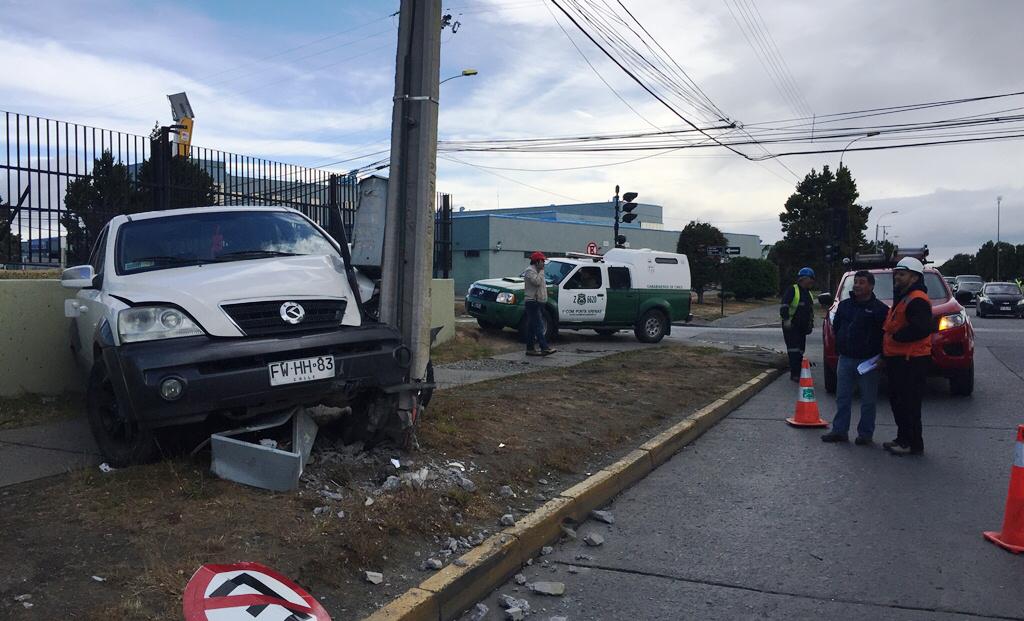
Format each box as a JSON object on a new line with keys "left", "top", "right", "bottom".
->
{"left": 975, "top": 241, "right": 1017, "bottom": 281}
{"left": 0, "top": 194, "right": 23, "bottom": 264}
{"left": 676, "top": 220, "right": 727, "bottom": 303}
{"left": 772, "top": 164, "right": 870, "bottom": 291}
{"left": 939, "top": 253, "right": 977, "bottom": 277}
{"left": 723, "top": 257, "right": 778, "bottom": 300}
{"left": 60, "top": 151, "right": 217, "bottom": 265}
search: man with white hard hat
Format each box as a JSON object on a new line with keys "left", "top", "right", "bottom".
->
{"left": 882, "top": 256, "right": 933, "bottom": 456}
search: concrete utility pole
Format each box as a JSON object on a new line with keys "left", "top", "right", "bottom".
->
{"left": 379, "top": 0, "right": 442, "bottom": 420}
{"left": 997, "top": 195, "right": 1003, "bottom": 280}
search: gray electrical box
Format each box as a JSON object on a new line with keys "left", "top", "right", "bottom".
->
{"left": 351, "top": 176, "right": 388, "bottom": 276}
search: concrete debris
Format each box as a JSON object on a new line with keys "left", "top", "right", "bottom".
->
{"left": 530, "top": 581, "right": 566, "bottom": 596}
{"left": 390, "top": 458, "right": 401, "bottom": 469}
{"left": 500, "top": 514, "right": 516, "bottom": 527}
{"left": 458, "top": 477, "right": 478, "bottom": 492}
{"left": 541, "top": 546, "right": 554, "bottom": 556}
{"left": 422, "top": 558, "right": 443, "bottom": 571}
{"left": 506, "top": 607, "right": 525, "bottom": 621}
{"left": 336, "top": 510, "right": 346, "bottom": 519}
{"left": 98, "top": 463, "right": 115, "bottom": 473}
{"left": 468, "top": 603, "right": 489, "bottom": 621}
{"left": 514, "top": 573, "right": 527, "bottom": 585}
{"left": 364, "top": 571, "right": 384, "bottom": 585}
{"left": 258, "top": 438, "right": 278, "bottom": 449}
{"left": 446, "top": 537, "right": 460, "bottom": 552}
{"left": 498, "top": 594, "right": 531, "bottom": 614}
{"left": 469, "top": 533, "right": 485, "bottom": 546}
{"left": 575, "top": 553, "right": 594, "bottom": 561}
{"left": 454, "top": 559, "right": 468, "bottom": 567}
{"left": 583, "top": 533, "right": 604, "bottom": 547}
{"left": 568, "top": 565, "right": 580, "bottom": 574}
{"left": 313, "top": 506, "right": 330, "bottom": 516}
{"left": 591, "top": 510, "right": 615, "bottom": 524}
{"left": 526, "top": 558, "right": 533, "bottom": 566}
{"left": 365, "top": 497, "right": 375, "bottom": 507}
{"left": 381, "top": 475, "right": 402, "bottom": 492}
{"left": 13, "top": 594, "right": 31, "bottom": 602}
{"left": 320, "top": 489, "right": 344, "bottom": 501}
{"left": 560, "top": 525, "right": 577, "bottom": 540}
{"left": 401, "top": 467, "right": 430, "bottom": 489}
{"left": 499, "top": 485, "right": 515, "bottom": 498}
{"left": 447, "top": 461, "right": 466, "bottom": 472}
{"left": 91, "top": 575, "right": 106, "bottom": 582}
{"left": 22, "top": 602, "right": 33, "bottom": 609}
{"left": 538, "top": 478, "right": 549, "bottom": 485}
{"left": 535, "top": 493, "right": 547, "bottom": 501}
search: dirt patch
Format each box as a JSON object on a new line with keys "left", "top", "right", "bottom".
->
{"left": 690, "top": 292, "right": 778, "bottom": 322}
{"left": 0, "top": 345, "right": 768, "bottom": 620}
{"left": 430, "top": 324, "right": 523, "bottom": 365}
{"left": 0, "top": 393, "right": 83, "bottom": 430}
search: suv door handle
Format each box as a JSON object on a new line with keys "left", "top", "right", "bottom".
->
{"left": 597, "top": 294, "right": 605, "bottom": 297}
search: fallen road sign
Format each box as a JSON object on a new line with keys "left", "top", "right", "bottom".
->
{"left": 183, "top": 562, "right": 331, "bottom": 620}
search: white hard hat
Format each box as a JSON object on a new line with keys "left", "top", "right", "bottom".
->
{"left": 895, "top": 256, "right": 924, "bottom": 275}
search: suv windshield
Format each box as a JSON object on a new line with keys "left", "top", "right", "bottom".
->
{"left": 839, "top": 272, "right": 949, "bottom": 302}
{"left": 117, "top": 210, "right": 337, "bottom": 275}
{"left": 984, "top": 284, "right": 1022, "bottom": 295}
{"left": 536, "top": 260, "right": 574, "bottom": 284}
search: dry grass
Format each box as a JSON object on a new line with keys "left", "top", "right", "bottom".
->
{"left": 0, "top": 344, "right": 770, "bottom": 619}
{"left": 690, "top": 292, "right": 778, "bottom": 322}
{"left": 0, "top": 268, "right": 61, "bottom": 279}
{"left": 430, "top": 324, "right": 523, "bottom": 365}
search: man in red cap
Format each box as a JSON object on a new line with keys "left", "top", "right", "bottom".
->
{"left": 524, "top": 251, "right": 556, "bottom": 356}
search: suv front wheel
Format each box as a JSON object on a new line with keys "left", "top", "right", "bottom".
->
{"left": 86, "top": 360, "right": 158, "bottom": 467}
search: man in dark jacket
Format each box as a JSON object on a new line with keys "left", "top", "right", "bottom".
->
{"left": 883, "top": 257, "right": 933, "bottom": 455}
{"left": 780, "top": 267, "right": 816, "bottom": 381}
{"left": 822, "top": 270, "right": 889, "bottom": 444}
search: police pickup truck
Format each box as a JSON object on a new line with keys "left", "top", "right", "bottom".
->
{"left": 465, "top": 248, "right": 691, "bottom": 343}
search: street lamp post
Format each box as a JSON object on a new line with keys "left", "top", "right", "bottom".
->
{"left": 439, "top": 68, "right": 478, "bottom": 85}
{"left": 874, "top": 210, "right": 898, "bottom": 246}
{"left": 997, "top": 195, "right": 1003, "bottom": 280}
{"left": 839, "top": 132, "right": 880, "bottom": 169}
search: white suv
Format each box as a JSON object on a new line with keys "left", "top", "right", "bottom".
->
{"left": 63, "top": 206, "right": 410, "bottom": 466}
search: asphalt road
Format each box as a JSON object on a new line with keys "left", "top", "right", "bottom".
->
{"left": 465, "top": 313, "right": 1024, "bottom": 620}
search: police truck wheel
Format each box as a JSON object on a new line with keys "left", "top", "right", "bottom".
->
{"left": 824, "top": 364, "right": 837, "bottom": 394}
{"left": 86, "top": 361, "right": 158, "bottom": 467}
{"left": 634, "top": 309, "right": 667, "bottom": 343}
{"left": 949, "top": 364, "right": 974, "bottom": 396}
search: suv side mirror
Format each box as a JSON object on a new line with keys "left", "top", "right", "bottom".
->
{"left": 817, "top": 292, "right": 834, "bottom": 308}
{"left": 61, "top": 265, "right": 95, "bottom": 289}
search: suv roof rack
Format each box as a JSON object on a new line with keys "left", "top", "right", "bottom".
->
{"left": 843, "top": 245, "right": 930, "bottom": 270}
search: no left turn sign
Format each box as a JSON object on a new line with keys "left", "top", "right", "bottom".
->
{"left": 183, "top": 562, "right": 332, "bottom": 621}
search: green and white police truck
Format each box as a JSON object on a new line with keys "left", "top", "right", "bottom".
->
{"left": 465, "top": 248, "right": 692, "bottom": 343}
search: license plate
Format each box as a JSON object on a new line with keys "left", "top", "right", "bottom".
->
{"left": 469, "top": 301, "right": 484, "bottom": 311}
{"left": 268, "top": 355, "right": 335, "bottom": 386}
{"left": 1002, "top": 305, "right": 1012, "bottom": 309}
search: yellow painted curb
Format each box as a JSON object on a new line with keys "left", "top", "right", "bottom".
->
{"left": 419, "top": 533, "right": 521, "bottom": 620}
{"left": 362, "top": 367, "right": 781, "bottom": 621}
{"left": 363, "top": 587, "right": 438, "bottom": 621}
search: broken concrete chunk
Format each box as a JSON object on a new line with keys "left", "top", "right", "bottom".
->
{"left": 506, "top": 607, "right": 525, "bottom": 621}
{"left": 560, "top": 525, "right": 577, "bottom": 540}
{"left": 591, "top": 509, "right": 615, "bottom": 524}
{"left": 364, "top": 571, "right": 384, "bottom": 585}
{"left": 541, "top": 545, "right": 554, "bottom": 556}
{"left": 538, "top": 478, "right": 549, "bottom": 485}
{"left": 13, "top": 594, "right": 31, "bottom": 602}
{"left": 583, "top": 532, "right": 605, "bottom": 547}
{"left": 320, "top": 490, "right": 344, "bottom": 501}
{"left": 365, "top": 496, "right": 374, "bottom": 507}
{"left": 514, "top": 573, "right": 527, "bottom": 585}
{"left": 499, "top": 485, "right": 515, "bottom": 498}
{"left": 500, "top": 514, "right": 516, "bottom": 527}
{"left": 468, "top": 603, "right": 489, "bottom": 621}
{"left": 530, "top": 581, "right": 566, "bottom": 596}
{"left": 336, "top": 510, "right": 346, "bottom": 519}
{"left": 381, "top": 475, "right": 402, "bottom": 492}
{"left": 454, "top": 559, "right": 468, "bottom": 567}
{"left": 422, "top": 558, "right": 443, "bottom": 570}
{"left": 312, "top": 506, "right": 329, "bottom": 516}
{"left": 458, "top": 477, "right": 478, "bottom": 492}
{"left": 498, "top": 594, "right": 530, "bottom": 613}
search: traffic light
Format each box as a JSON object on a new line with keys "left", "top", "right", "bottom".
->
{"left": 613, "top": 187, "right": 639, "bottom": 248}
{"left": 615, "top": 234, "right": 627, "bottom": 246}
{"left": 621, "top": 192, "right": 638, "bottom": 224}
{"left": 824, "top": 243, "right": 835, "bottom": 263}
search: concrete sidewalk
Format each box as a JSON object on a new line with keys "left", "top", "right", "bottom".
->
{"left": 1, "top": 335, "right": 655, "bottom": 489}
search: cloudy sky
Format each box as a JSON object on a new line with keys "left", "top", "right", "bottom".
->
{"left": 2, "top": 0, "right": 1021, "bottom": 262}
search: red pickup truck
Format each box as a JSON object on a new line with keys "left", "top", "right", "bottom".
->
{"left": 819, "top": 266, "right": 975, "bottom": 396}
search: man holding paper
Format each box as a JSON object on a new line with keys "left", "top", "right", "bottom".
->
{"left": 821, "top": 270, "right": 889, "bottom": 445}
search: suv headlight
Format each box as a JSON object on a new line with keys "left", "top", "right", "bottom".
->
{"left": 118, "top": 307, "right": 205, "bottom": 343}
{"left": 938, "top": 311, "right": 966, "bottom": 331}
{"left": 496, "top": 292, "right": 517, "bottom": 304}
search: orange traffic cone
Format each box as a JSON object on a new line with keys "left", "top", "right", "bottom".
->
{"left": 786, "top": 357, "right": 828, "bottom": 428}
{"left": 983, "top": 425, "right": 1024, "bottom": 553}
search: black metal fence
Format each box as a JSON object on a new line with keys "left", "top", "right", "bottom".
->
{"left": 434, "top": 192, "right": 453, "bottom": 278}
{"left": 1, "top": 110, "right": 359, "bottom": 268}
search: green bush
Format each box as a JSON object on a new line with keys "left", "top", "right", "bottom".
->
{"left": 722, "top": 257, "right": 778, "bottom": 300}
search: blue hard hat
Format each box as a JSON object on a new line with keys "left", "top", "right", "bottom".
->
{"left": 797, "top": 267, "right": 815, "bottom": 279}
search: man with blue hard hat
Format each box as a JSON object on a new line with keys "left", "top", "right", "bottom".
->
{"left": 780, "top": 267, "right": 816, "bottom": 381}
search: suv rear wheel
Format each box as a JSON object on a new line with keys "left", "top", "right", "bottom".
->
{"left": 86, "top": 360, "right": 158, "bottom": 467}
{"left": 950, "top": 364, "right": 974, "bottom": 396}
{"left": 634, "top": 309, "right": 668, "bottom": 343}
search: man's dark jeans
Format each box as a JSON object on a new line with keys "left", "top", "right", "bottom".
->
{"left": 886, "top": 355, "right": 930, "bottom": 451}
{"left": 525, "top": 300, "right": 549, "bottom": 351}
{"left": 783, "top": 324, "right": 807, "bottom": 379}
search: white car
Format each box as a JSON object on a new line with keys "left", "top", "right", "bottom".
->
{"left": 62, "top": 206, "right": 410, "bottom": 466}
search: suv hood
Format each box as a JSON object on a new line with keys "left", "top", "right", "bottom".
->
{"left": 471, "top": 277, "right": 525, "bottom": 293}
{"left": 108, "top": 254, "right": 359, "bottom": 337}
